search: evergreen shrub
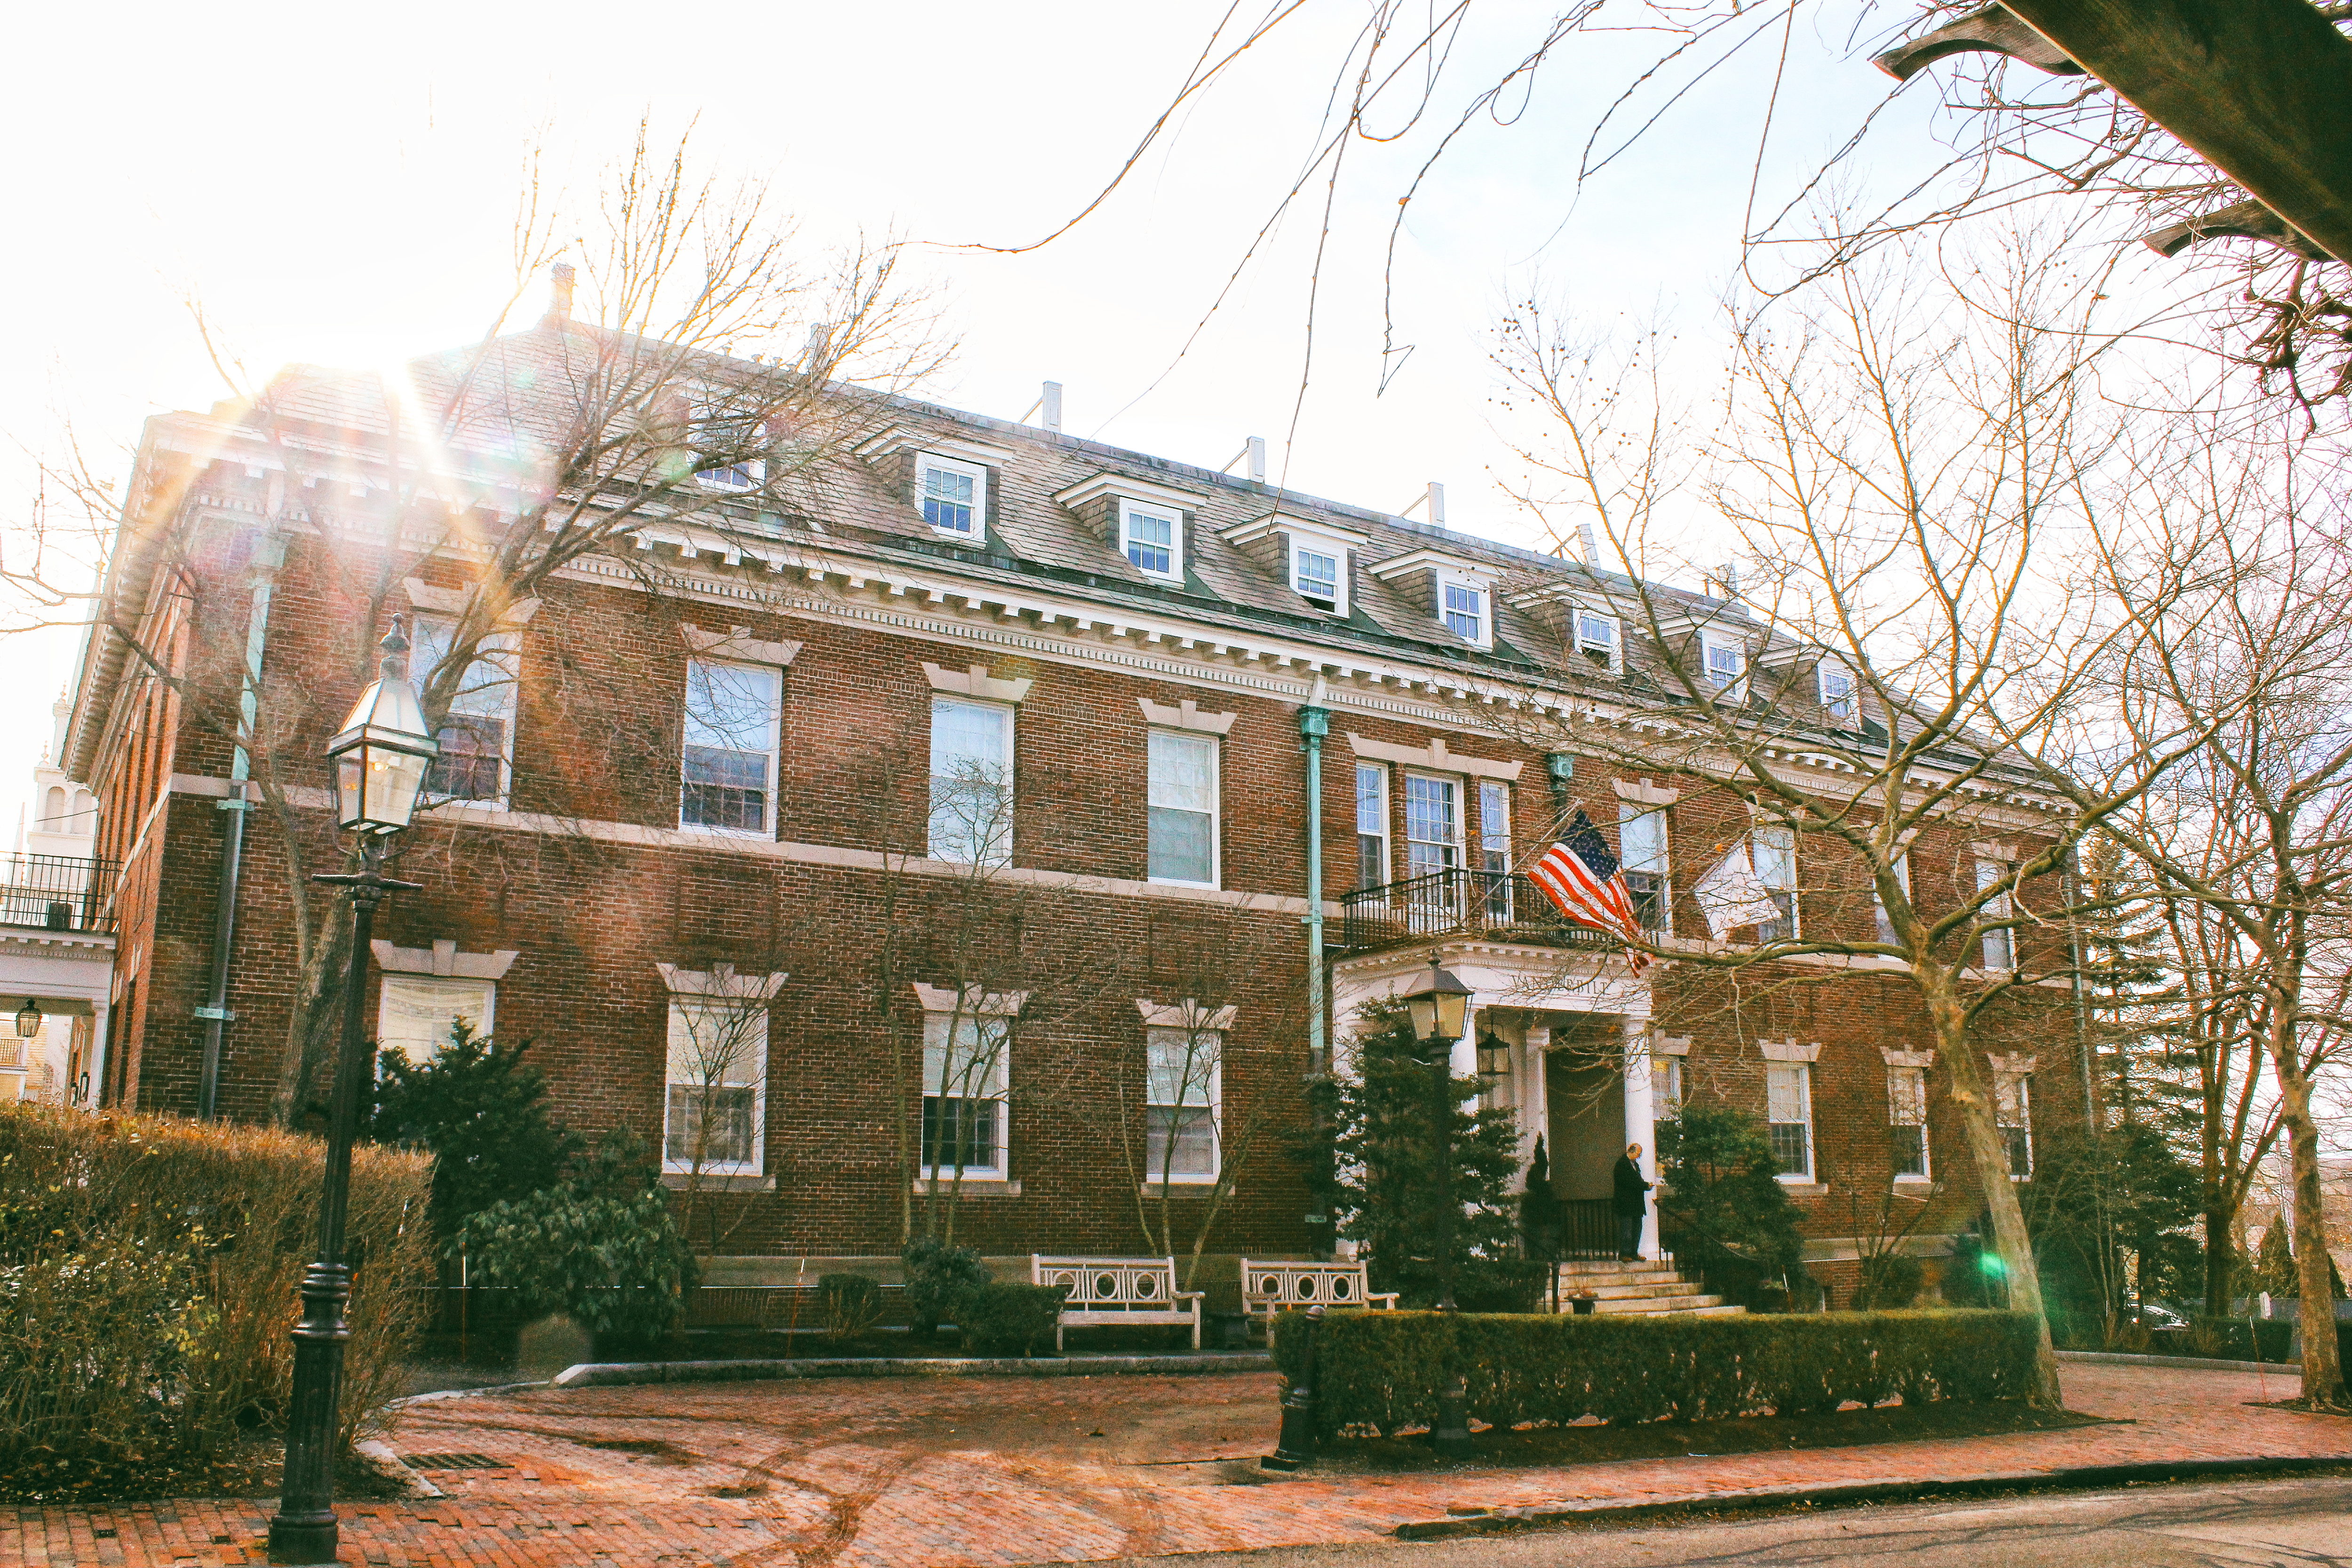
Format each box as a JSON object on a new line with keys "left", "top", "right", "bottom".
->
{"left": 0, "top": 1104, "right": 432, "bottom": 1496}
{"left": 956, "top": 1281, "right": 1069, "bottom": 1356}
{"left": 1271, "top": 1308, "right": 2040, "bottom": 1440}
{"left": 902, "top": 1237, "right": 991, "bottom": 1337}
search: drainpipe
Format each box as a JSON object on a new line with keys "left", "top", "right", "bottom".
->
{"left": 1300, "top": 678, "right": 1332, "bottom": 1070}
{"left": 2064, "top": 850, "right": 2095, "bottom": 1128}
{"left": 197, "top": 528, "right": 284, "bottom": 1119}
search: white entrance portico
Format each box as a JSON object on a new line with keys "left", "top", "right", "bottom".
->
{"left": 1331, "top": 936, "right": 1661, "bottom": 1258}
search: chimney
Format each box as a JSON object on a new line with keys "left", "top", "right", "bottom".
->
{"left": 1576, "top": 518, "right": 1601, "bottom": 566}
{"left": 546, "top": 263, "right": 575, "bottom": 327}
{"left": 1041, "top": 381, "right": 1063, "bottom": 433}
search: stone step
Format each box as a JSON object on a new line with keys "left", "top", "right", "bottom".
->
{"left": 1577, "top": 1280, "right": 1716, "bottom": 1300}
{"left": 1551, "top": 1269, "right": 1688, "bottom": 1291}
{"left": 1592, "top": 1293, "right": 1738, "bottom": 1314}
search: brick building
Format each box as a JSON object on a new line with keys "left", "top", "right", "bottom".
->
{"left": 57, "top": 316, "right": 2083, "bottom": 1292}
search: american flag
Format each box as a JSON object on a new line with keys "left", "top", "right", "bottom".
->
{"left": 1527, "top": 808, "right": 1651, "bottom": 974}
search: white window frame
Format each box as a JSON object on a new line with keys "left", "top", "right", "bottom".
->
{"left": 1144, "top": 1024, "right": 1223, "bottom": 1184}
{"left": 1146, "top": 729, "right": 1221, "bottom": 889}
{"left": 411, "top": 615, "right": 520, "bottom": 809}
{"left": 1818, "top": 662, "right": 1858, "bottom": 722}
{"left": 1478, "top": 780, "right": 1513, "bottom": 922}
{"left": 680, "top": 658, "right": 783, "bottom": 837}
{"left": 1767, "top": 1062, "right": 1815, "bottom": 1182}
{"left": 690, "top": 397, "right": 767, "bottom": 493}
{"left": 917, "top": 452, "right": 988, "bottom": 538}
{"left": 663, "top": 998, "right": 770, "bottom": 1178}
{"left": 1120, "top": 500, "right": 1184, "bottom": 582}
{"left": 922, "top": 1010, "right": 1010, "bottom": 1181}
{"left": 1575, "top": 608, "right": 1620, "bottom": 670}
{"left": 1977, "top": 859, "right": 2017, "bottom": 971}
{"left": 1651, "top": 1052, "right": 1684, "bottom": 1113}
{"left": 377, "top": 975, "right": 496, "bottom": 1068}
{"left": 1441, "top": 579, "right": 1491, "bottom": 647}
{"left": 1888, "top": 1064, "right": 1931, "bottom": 1179}
{"left": 1355, "top": 762, "right": 1391, "bottom": 890}
{"left": 1753, "top": 825, "right": 1798, "bottom": 942}
{"left": 1293, "top": 541, "right": 1345, "bottom": 614}
{"left": 1403, "top": 772, "right": 1463, "bottom": 877}
{"left": 928, "top": 696, "right": 1015, "bottom": 864}
{"left": 1701, "top": 632, "right": 1748, "bottom": 701}
{"left": 1996, "top": 1070, "right": 2033, "bottom": 1178}
{"left": 1618, "top": 803, "right": 1672, "bottom": 934}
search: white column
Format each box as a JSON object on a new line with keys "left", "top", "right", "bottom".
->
{"left": 1518, "top": 1023, "right": 1551, "bottom": 1178}
{"left": 1451, "top": 999, "right": 1479, "bottom": 1082}
{"left": 1622, "top": 1015, "right": 1657, "bottom": 1259}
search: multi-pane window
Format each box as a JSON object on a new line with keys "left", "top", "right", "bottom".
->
{"left": 1442, "top": 582, "right": 1487, "bottom": 644}
{"left": 1478, "top": 780, "right": 1514, "bottom": 920}
{"left": 1889, "top": 1064, "right": 1930, "bottom": 1178}
{"left": 1702, "top": 634, "right": 1747, "bottom": 698}
{"left": 1144, "top": 1026, "right": 1221, "bottom": 1182}
{"left": 1996, "top": 1070, "right": 2033, "bottom": 1177}
{"left": 1651, "top": 1051, "right": 1684, "bottom": 1114}
{"left": 682, "top": 660, "right": 782, "bottom": 834}
{"left": 377, "top": 975, "right": 495, "bottom": 1067}
{"left": 1147, "top": 730, "right": 1218, "bottom": 886}
{"left": 1753, "top": 826, "right": 1797, "bottom": 942}
{"left": 664, "top": 1001, "right": 767, "bottom": 1175}
{"left": 1404, "top": 774, "right": 1461, "bottom": 876}
{"left": 1122, "top": 502, "right": 1181, "bottom": 580}
{"left": 1767, "top": 1063, "right": 1814, "bottom": 1180}
{"left": 928, "top": 697, "right": 1014, "bottom": 864}
{"left": 411, "top": 616, "right": 518, "bottom": 804}
{"left": 923, "top": 1011, "right": 1009, "bottom": 1178}
{"left": 1576, "top": 610, "right": 1618, "bottom": 669}
{"left": 1977, "top": 860, "right": 2016, "bottom": 970}
{"left": 1355, "top": 763, "right": 1390, "bottom": 889}
{"left": 1295, "top": 547, "right": 1340, "bottom": 611}
{"left": 1819, "top": 665, "right": 1857, "bottom": 721}
{"left": 1619, "top": 805, "right": 1670, "bottom": 932}
{"left": 919, "top": 455, "right": 985, "bottom": 536}
{"left": 691, "top": 399, "right": 765, "bottom": 491}
{"left": 1874, "top": 853, "right": 1911, "bottom": 947}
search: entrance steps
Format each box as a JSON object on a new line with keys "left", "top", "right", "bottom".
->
{"left": 1548, "top": 1257, "right": 1744, "bottom": 1316}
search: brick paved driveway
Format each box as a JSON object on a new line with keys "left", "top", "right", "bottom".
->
{"left": 8, "top": 1362, "right": 2348, "bottom": 1567}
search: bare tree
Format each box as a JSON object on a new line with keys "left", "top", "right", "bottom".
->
{"left": 1479, "top": 229, "right": 2232, "bottom": 1407}
{"left": 2, "top": 124, "right": 948, "bottom": 1124}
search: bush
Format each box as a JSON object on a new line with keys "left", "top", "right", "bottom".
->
{"left": 957, "top": 1281, "right": 1068, "bottom": 1357}
{"left": 903, "top": 1237, "right": 991, "bottom": 1337}
{"left": 455, "top": 1131, "right": 698, "bottom": 1352}
{"left": 819, "top": 1273, "right": 885, "bottom": 1340}
{"left": 371, "top": 1022, "right": 581, "bottom": 1248}
{"left": 0, "top": 1104, "right": 432, "bottom": 1496}
{"left": 1655, "top": 1104, "right": 1808, "bottom": 1308}
{"left": 1851, "top": 1255, "right": 1924, "bottom": 1311}
{"left": 1271, "top": 1308, "right": 2041, "bottom": 1441}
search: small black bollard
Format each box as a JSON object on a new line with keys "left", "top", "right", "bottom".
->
{"left": 1262, "top": 1305, "right": 1324, "bottom": 1471}
{"left": 1432, "top": 1371, "right": 1474, "bottom": 1460}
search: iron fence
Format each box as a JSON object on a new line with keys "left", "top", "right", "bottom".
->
{"left": 1336, "top": 869, "right": 1623, "bottom": 955}
{"left": 0, "top": 853, "right": 118, "bottom": 934}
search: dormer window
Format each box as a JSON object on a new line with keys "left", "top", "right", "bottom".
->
{"left": 1819, "top": 664, "right": 1857, "bottom": 721}
{"left": 1442, "top": 582, "right": 1487, "bottom": 644}
{"left": 691, "top": 400, "right": 765, "bottom": 492}
{"left": 1295, "top": 546, "right": 1340, "bottom": 612}
{"left": 1121, "top": 501, "right": 1183, "bottom": 581}
{"left": 1702, "top": 633, "right": 1747, "bottom": 698}
{"left": 1575, "top": 609, "right": 1618, "bottom": 669}
{"left": 919, "top": 454, "right": 986, "bottom": 538}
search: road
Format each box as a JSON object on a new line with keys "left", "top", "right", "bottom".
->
{"left": 1107, "top": 1476, "right": 2352, "bottom": 1568}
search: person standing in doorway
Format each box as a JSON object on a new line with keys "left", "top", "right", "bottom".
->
{"left": 1613, "top": 1143, "right": 1652, "bottom": 1262}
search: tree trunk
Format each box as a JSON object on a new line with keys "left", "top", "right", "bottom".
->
{"left": 2203, "top": 1200, "right": 2240, "bottom": 1314}
{"left": 1924, "top": 982, "right": 2065, "bottom": 1408}
{"left": 270, "top": 899, "right": 351, "bottom": 1127}
{"left": 2273, "top": 1067, "right": 2348, "bottom": 1408}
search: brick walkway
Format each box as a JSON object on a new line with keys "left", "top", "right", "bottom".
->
{"left": 8, "top": 1362, "right": 2348, "bottom": 1567}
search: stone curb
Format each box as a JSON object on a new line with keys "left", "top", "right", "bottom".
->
{"left": 1392, "top": 1454, "right": 2352, "bottom": 1540}
{"left": 351, "top": 1438, "right": 443, "bottom": 1500}
{"left": 548, "top": 1351, "right": 1275, "bottom": 1387}
{"left": 387, "top": 1380, "right": 555, "bottom": 1408}
{"left": 2057, "top": 1350, "right": 2300, "bottom": 1375}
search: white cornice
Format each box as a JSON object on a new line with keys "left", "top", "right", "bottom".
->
{"left": 853, "top": 426, "right": 1019, "bottom": 466}
{"left": 1219, "top": 513, "right": 1373, "bottom": 550}
{"left": 1365, "top": 547, "right": 1498, "bottom": 585}
{"left": 1758, "top": 1037, "right": 1822, "bottom": 1062}
{"left": 1051, "top": 471, "right": 1206, "bottom": 512}
{"left": 1136, "top": 998, "right": 1239, "bottom": 1031}
{"left": 1139, "top": 697, "right": 1237, "bottom": 735}
{"left": 685, "top": 623, "right": 803, "bottom": 667}
{"left": 373, "top": 939, "right": 518, "bottom": 979}
{"left": 1347, "top": 732, "right": 1523, "bottom": 781}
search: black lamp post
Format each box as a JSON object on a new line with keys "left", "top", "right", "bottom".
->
{"left": 268, "top": 620, "right": 435, "bottom": 1567}
{"left": 1395, "top": 954, "right": 1475, "bottom": 1459}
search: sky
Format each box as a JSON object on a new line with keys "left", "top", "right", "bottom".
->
{"left": 0, "top": 0, "right": 1944, "bottom": 833}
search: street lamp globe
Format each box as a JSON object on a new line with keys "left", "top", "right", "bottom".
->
{"left": 1395, "top": 955, "right": 1471, "bottom": 1050}
{"left": 14, "top": 1000, "right": 39, "bottom": 1039}
{"left": 326, "top": 618, "right": 439, "bottom": 835}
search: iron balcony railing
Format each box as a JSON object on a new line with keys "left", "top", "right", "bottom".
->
{"left": 0, "top": 853, "right": 119, "bottom": 935}
{"left": 1336, "top": 868, "right": 1630, "bottom": 955}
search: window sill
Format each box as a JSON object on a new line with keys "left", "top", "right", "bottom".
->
{"left": 660, "top": 1171, "right": 775, "bottom": 1192}
{"left": 1139, "top": 1179, "right": 1220, "bottom": 1194}
{"left": 1892, "top": 1176, "right": 1936, "bottom": 1193}
{"left": 1777, "top": 1180, "right": 1828, "bottom": 1198}
{"left": 678, "top": 823, "right": 776, "bottom": 841}
{"left": 1147, "top": 877, "right": 1221, "bottom": 892}
{"left": 917, "top": 1177, "right": 1021, "bottom": 1196}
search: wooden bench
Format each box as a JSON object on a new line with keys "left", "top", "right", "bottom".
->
{"left": 1031, "top": 1255, "right": 1204, "bottom": 1352}
{"left": 1239, "top": 1258, "right": 1398, "bottom": 1328}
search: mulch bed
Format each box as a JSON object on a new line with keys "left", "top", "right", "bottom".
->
{"left": 2, "top": 1442, "right": 404, "bottom": 1507}
{"left": 1312, "top": 1400, "right": 2114, "bottom": 1473}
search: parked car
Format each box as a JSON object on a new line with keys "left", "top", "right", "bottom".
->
{"left": 2127, "top": 1302, "right": 2188, "bottom": 1331}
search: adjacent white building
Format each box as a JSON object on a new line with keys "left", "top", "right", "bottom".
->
{"left": 1, "top": 695, "right": 113, "bottom": 1105}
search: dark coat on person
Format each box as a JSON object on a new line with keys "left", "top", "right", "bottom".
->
{"left": 1612, "top": 1154, "right": 1653, "bottom": 1218}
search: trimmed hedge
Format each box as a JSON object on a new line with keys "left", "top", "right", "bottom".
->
{"left": 1271, "top": 1308, "right": 2041, "bottom": 1439}
{"left": 957, "top": 1281, "right": 1069, "bottom": 1356}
